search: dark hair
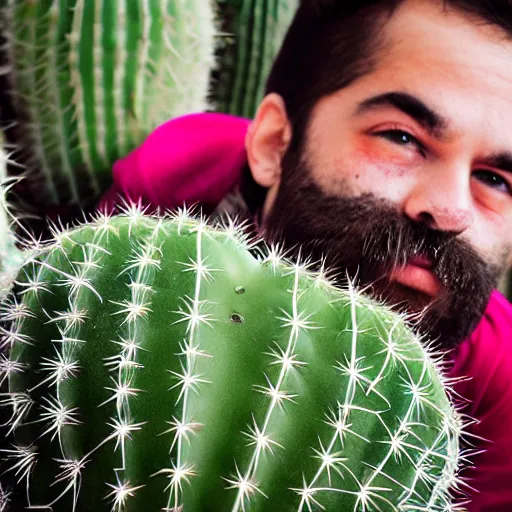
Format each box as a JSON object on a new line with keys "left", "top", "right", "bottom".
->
{"left": 240, "top": 0, "right": 512, "bottom": 214}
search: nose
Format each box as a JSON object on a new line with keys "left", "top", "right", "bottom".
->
{"left": 403, "top": 166, "right": 474, "bottom": 234}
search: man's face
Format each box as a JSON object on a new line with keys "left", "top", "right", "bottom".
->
{"left": 255, "top": 0, "right": 512, "bottom": 348}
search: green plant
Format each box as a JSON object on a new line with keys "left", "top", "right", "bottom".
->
{"left": 0, "top": 147, "right": 26, "bottom": 294}
{"left": 0, "top": 208, "right": 463, "bottom": 511}
{"left": 0, "top": 1, "right": 217, "bottom": 210}
{"left": 212, "top": 0, "right": 299, "bottom": 118}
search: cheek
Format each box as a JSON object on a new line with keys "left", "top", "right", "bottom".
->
{"left": 472, "top": 182, "right": 512, "bottom": 221}
{"left": 327, "top": 139, "right": 415, "bottom": 191}
{"left": 484, "top": 244, "right": 511, "bottom": 271}
{"left": 351, "top": 138, "right": 416, "bottom": 178}
{"left": 464, "top": 195, "right": 512, "bottom": 262}
{"left": 311, "top": 136, "right": 419, "bottom": 197}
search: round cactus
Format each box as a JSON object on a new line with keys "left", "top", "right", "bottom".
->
{"left": 0, "top": 0, "right": 217, "bottom": 209}
{"left": 212, "top": 0, "right": 299, "bottom": 118}
{"left": 0, "top": 208, "right": 463, "bottom": 511}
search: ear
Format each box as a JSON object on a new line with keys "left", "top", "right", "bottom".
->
{"left": 245, "top": 93, "right": 292, "bottom": 189}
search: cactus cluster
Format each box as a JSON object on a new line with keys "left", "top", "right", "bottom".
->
{"left": 212, "top": 0, "right": 299, "bottom": 118}
{"left": 0, "top": 207, "right": 465, "bottom": 511}
{"left": 0, "top": 0, "right": 217, "bottom": 209}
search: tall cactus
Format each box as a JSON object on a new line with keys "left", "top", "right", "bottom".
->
{"left": 212, "top": 0, "right": 299, "bottom": 118}
{"left": 0, "top": 0, "right": 217, "bottom": 210}
{"left": 0, "top": 208, "right": 464, "bottom": 511}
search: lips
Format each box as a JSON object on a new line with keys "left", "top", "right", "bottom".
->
{"left": 407, "top": 255, "right": 433, "bottom": 269}
{"left": 389, "top": 256, "right": 441, "bottom": 296}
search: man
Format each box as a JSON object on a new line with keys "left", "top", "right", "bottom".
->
{"left": 99, "top": 0, "right": 512, "bottom": 509}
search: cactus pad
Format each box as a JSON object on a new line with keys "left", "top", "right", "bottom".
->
{"left": 0, "top": 208, "right": 463, "bottom": 511}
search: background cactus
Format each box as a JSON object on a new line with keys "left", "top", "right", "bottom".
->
{"left": 0, "top": 147, "right": 26, "bottom": 295}
{"left": 211, "top": 0, "right": 299, "bottom": 118}
{"left": 0, "top": 208, "right": 464, "bottom": 511}
{"left": 0, "top": 0, "right": 217, "bottom": 213}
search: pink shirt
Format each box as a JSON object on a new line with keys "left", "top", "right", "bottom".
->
{"left": 449, "top": 290, "right": 512, "bottom": 511}
{"left": 98, "top": 113, "right": 251, "bottom": 216}
{"left": 98, "top": 113, "right": 512, "bottom": 511}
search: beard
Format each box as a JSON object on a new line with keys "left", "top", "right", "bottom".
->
{"left": 260, "top": 147, "right": 503, "bottom": 350}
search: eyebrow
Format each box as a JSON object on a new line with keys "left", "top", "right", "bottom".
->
{"left": 483, "top": 153, "right": 512, "bottom": 175}
{"left": 355, "top": 91, "right": 512, "bottom": 174}
{"left": 355, "top": 91, "right": 450, "bottom": 139}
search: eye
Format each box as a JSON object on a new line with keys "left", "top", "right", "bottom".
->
{"left": 375, "top": 129, "right": 423, "bottom": 149}
{"left": 473, "top": 170, "right": 512, "bottom": 195}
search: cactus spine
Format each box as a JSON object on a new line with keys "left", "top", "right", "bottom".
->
{"left": 0, "top": 1, "right": 217, "bottom": 208}
{"left": 0, "top": 208, "right": 463, "bottom": 511}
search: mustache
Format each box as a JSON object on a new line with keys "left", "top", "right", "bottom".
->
{"left": 359, "top": 206, "right": 482, "bottom": 290}
{"left": 274, "top": 182, "right": 493, "bottom": 292}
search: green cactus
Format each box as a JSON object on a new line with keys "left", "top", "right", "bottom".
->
{"left": 0, "top": 208, "right": 464, "bottom": 511}
{"left": 0, "top": 0, "right": 217, "bottom": 210}
{"left": 0, "top": 147, "right": 26, "bottom": 294}
{"left": 212, "top": 0, "right": 299, "bottom": 118}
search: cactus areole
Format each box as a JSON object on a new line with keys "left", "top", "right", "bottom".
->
{"left": 0, "top": 209, "right": 463, "bottom": 511}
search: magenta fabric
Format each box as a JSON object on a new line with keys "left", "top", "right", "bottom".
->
{"left": 449, "top": 290, "right": 512, "bottom": 511}
{"left": 97, "top": 113, "right": 512, "bottom": 510}
{"left": 97, "top": 113, "right": 251, "bottom": 214}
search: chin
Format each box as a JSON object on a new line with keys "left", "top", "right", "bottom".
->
{"left": 367, "top": 280, "right": 433, "bottom": 314}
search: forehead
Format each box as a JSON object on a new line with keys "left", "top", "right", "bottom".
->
{"left": 365, "top": 0, "right": 512, "bottom": 138}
